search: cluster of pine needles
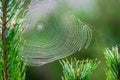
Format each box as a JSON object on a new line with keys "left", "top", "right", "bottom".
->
{"left": 60, "top": 46, "right": 120, "bottom": 80}
{"left": 60, "top": 58, "right": 100, "bottom": 80}
{"left": 0, "top": 0, "right": 26, "bottom": 80}
{"left": 104, "top": 46, "right": 120, "bottom": 80}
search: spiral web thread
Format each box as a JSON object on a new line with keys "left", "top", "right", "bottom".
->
{"left": 22, "top": 0, "right": 92, "bottom": 66}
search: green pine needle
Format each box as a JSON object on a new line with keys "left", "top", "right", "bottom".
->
{"left": 104, "top": 46, "right": 120, "bottom": 80}
{"left": 60, "top": 58, "right": 100, "bottom": 80}
{"left": 0, "top": 0, "right": 26, "bottom": 80}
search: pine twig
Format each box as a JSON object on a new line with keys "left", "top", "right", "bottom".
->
{"left": 104, "top": 46, "right": 120, "bottom": 80}
{"left": 1, "top": 0, "right": 10, "bottom": 80}
{"left": 60, "top": 58, "right": 100, "bottom": 80}
{"left": 0, "top": 0, "right": 26, "bottom": 80}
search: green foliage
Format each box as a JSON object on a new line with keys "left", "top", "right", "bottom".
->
{"left": 7, "top": 20, "right": 26, "bottom": 80}
{"left": 0, "top": 0, "right": 26, "bottom": 80}
{"left": 104, "top": 46, "right": 120, "bottom": 80}
{"left": 60, "top": 58, "right": 100, "bottom": 80}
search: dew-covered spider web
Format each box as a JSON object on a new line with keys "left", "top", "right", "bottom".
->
{"left": 22, "top": 0, "right": 92, "bottom": 66}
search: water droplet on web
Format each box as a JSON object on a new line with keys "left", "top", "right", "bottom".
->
{"left": 36, "top": 24, "right": 44, "bottom": 31}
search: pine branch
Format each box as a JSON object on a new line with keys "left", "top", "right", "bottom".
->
{"left": 0, "top": 0, "right": 26, "bottom": 80}
{"left": 1, "top": 0, "right": 10, "bottom": 80}
{"left": 104, "top": 46, "right": 120, "bottom": 80}
{"left": 60, "top": 58, "right": 100, "bottom": 80}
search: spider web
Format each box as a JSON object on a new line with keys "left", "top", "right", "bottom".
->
{"left": 22, "top": 0, "right": 120, "bottom": 66}
{"left": 22, "top": 0, "right": 92, "bottom": 66}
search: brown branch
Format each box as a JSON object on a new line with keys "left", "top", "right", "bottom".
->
{"left": 1, "top": 0, "right": 9, "bottom": 80}
{"left": 118, "top": 69, "right": 120, "bottom": 80}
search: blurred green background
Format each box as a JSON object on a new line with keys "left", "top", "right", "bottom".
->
{"left": 24, "top": 0, "right": 120, "bottom": 80}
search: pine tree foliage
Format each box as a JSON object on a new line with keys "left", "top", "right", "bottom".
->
{"left": 60, "top": 58, "right": 100, "bottom": 80}
{"left": 0, "top": 0, "right": 26, "bottom": 80}
{"left": 104, "top": 46, "right": 120, "bottom": 80}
